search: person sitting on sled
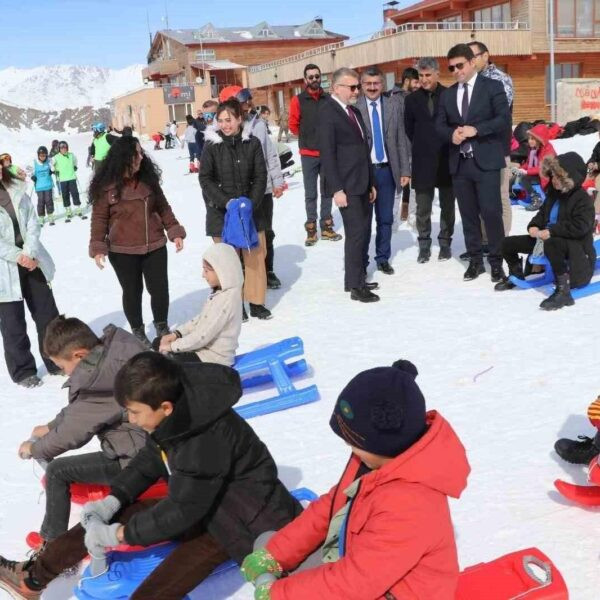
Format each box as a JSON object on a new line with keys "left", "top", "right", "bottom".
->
{"left": 241, "top": 359, "right": 470, "bottom": 600}
{"left": 555, "top": 396, "right": 600, "bottom": 464}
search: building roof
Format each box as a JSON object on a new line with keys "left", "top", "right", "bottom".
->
{"left": 158, "top": 20, "right": 347, "bottom": 45}
{"left": 389, "top": 0, "right": 451, "bottom": 20}
{"left": 190, "top": 60, "right": 247, "bottom": 70}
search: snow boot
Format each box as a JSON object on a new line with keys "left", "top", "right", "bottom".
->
{"left": 153, "top": 321, "right": 170, "bottom": 338}
{"left": 131, "top": 326, "right": 152, "bottom": 349}
{"left": 304, "top": 221, "right": 318, "bottom": 246}
{"left": 417, "top": 240, "right": 431, "bottom": 264}
{"left": 539, "top": 274, "right": 575, "bottom": 310}
{"left": 525, "top": 193, "right": 543, "bottom": 212}
{"left": 0, "top": 556, "right": 42, "bottom": 599}
{"left": 555, "top": 435, "right": 600, "bottom": 464}
{"left": 495, "top": 260, "right": 523, "bottom": 291}
{"left": 266, "top": 271, "right": 281, "bottom": 289}
{"left": 64, "top": 207, "right": 72, "bottom": 223}
{"left": 17, "top": 375, "right": 42, "bottom": 389}
{"left": 438, "top": 245, "right": 452, "bottom": 261}
{"left": 249, "top": 303, "right": 273, "bottom": 320}
{"left": 320, "top": 219, "right": 342, "bottom": 241}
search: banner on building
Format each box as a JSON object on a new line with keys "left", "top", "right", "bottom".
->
{"left": 557, "top": 79, "right": 600, "bottom": 124}
{"left": 163, "top": 85, "right": 196, "bottom": 104}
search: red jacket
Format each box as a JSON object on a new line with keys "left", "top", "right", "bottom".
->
{"left": 288, "top": 88, "right": 323, "bottom": 157}
{"left": 523, "top": 124, "right": 556, "bottom": 189}
{"left": 267, "top": 411, "right": 470, "bottom": 600}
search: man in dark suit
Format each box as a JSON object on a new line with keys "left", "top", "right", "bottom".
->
{"left": 436, "top": 43, "right": 510, "bottom": 282}
{"left": 318, "top": 67, "right": 378, "bottom": 302}
{"left": 356, "top": 66, "right": 411, "bottom": 275}
{"left": 405, "top": 57, "right": 455, "bottom": 263}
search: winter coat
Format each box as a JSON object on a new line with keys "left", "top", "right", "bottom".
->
{"left": 523, "top": 124, "right": 556, "bottom": 189}
{"left": 89, "top": 179, "right": 186, "bottom": 257}
{"left": 171, "top": 243, "right": 243, "bottom": 365}
{"left": 110, "top": 360, "right": 303, "bottom": 561}
{"left": 588, "top": 140, "right": 600, "bottom": 168}
{"left": 52, "top": 152, "right": 77, "bottom": 182}
{"left": 31, "top": 325, "right": 148, "bottom": 467}
{"left": 0, "top": 181, "right": 55, "bottom": 303}
{"left": 267, "top": 411, "right": 470, "bottom": 600}
{"left": 32, "top": 159, "right": 54, "bottom": 192}
{"left": 528, "top": 153, "right": 596, "bottom": 288}
{"left": 244, "top": 115, "right": 284, "bottom": 194}
{"left": 199, "top": 127, "right": 268, "bottom": 237}
{"left": 184, "top": 125, "right": 197, "bottom": 144}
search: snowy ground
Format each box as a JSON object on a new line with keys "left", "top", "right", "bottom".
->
{"left": 0, "top": 129, "right": 600, "bottom": 599}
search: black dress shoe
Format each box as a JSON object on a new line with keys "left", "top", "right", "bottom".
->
{"left": 490, "top": 265, "right": 505, "bottom": 283}
{"left": 463, "top": 261, "right": 485, "bottom": 281}
{"left": 438, "top": 246, "right": 452, "bottom": 261}
{"left": 350, "top": 287, "right": 380, "bottom": 302}
{"left": 345, "top": 282, "right": 379, "bottom": 292}
{"left": 459, "top": 251, "right": 470, "bottom": 261}
{"left": 377, "top": 261, "right": 395, "bottom": 275}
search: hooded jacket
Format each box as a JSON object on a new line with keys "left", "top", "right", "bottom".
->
{"left": 31, "top": 325, "right": 147, "bottom": 467}
{"left": 199, "top": 127, "right": 268, "bottom": 237}
{"left": 522, "top": 124, "right": 556, "bottom": 189}
{"left": 110, "top": 361, "right": 302, "bottom": 561}
{"left": 528, "top": 152, "right": 596, "bottom": 288}
{"left": 170, "top": 243, "right": 243, "bottom": 365}
{"left": 243, "top": 115, "right": 284, "bottom": 195}
{"left": 266, "top": 411, "right": 470, "bottom": 600}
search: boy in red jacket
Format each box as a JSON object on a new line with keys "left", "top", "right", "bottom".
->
{"left": 241, "top": 360, "right": 471, "bottom": 600}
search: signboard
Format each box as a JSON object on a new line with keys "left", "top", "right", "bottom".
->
{"left": 557, "top": 79, "right": 600, "bottom": 124}
{"left": 162, "top": 85, "right": 195, "bottom": 105}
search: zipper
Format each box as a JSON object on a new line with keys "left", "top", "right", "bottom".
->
{"left": 338, "top": 479, "right": 360, "bottom": 558}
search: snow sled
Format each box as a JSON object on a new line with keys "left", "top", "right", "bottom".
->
{"left": 512, "top": 182, "right": 545, "bottom": 209}
{"left": 509, "top": 239, "right": 600, "bottom": 298}
{"left": 233, "top": 336, "right": 319, "bottom": 419}
{"left": 456, "top": 547, "right": 568, "bottom": 599}
{"left": 554, "top": 455, "right": 600, "bottom": 506}
{"left": 73, "top": 487, "right": 318, "bottom": 600}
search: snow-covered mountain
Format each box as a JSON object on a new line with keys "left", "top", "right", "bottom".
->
{"left": 0, "top": 64, "right": 144, "bottom": 111}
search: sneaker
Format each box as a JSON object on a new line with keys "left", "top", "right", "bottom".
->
{"left": 554, "top": 436, "right": 600, "bottom": 464}
{"left": 304, "top": 221, "right": 318, "bottom": 247}
{"left": 131, "top": 326, "right": 152, "bottom": 349}
{"left": 0, "top": 556, "right": 41, "bottom": 599}
{"left": 266, "top": 271, "right": 281, "bottom": 289}
{"left": 249, "top": 304, "right": 273, "bottom": 320}
{"left": 17, "top": 375, "right": 42, "bottom": 389}
{"left": 320, "top": 219, "right": 342, "bottom": 241}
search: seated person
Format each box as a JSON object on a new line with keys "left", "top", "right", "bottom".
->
{"left": 17, "top": 316, "right": 147, "bottom": 545}
{"left": 241, "top": 359, "right": 470, "bottom": 600}
{"left": 0, "top": 352, "right": 302, "bottom": 600}
{"left": 510, "top": 124, "right": 555, "bottom": 211}
{"left": 158, "top": 243, "right": 242, "bottom": 366}
{"left": 585, "top": 124, "right": 600, "bottom": 222}
{"left": 555, "top": 396, "right": 600, "bottom": 464}
{"left": 495, "top": 152, "right": 596, "bottom": 311}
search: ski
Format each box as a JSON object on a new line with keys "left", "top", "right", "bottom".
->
{"left": 554, "top": 479, "right": 600, "bottom": 506}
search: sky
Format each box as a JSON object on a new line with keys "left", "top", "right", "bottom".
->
{"left": 0, "top": 0, "right": 388, "bottom": 69}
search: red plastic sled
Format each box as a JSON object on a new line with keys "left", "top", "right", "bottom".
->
{"left": 456, "top": 547, "right": 568, "bottom": 599}
{"left": 554, "top": 479, "right": 600, "bottom": 506}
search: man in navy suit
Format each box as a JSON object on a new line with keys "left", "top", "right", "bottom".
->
{"left": 318, "top": 67, "right": 378, "bottom": 302}
{"left": 436, "top": 43, "right": 510, "bottom": 282}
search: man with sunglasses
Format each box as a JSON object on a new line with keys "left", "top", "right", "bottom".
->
{"left": 289, "top": 64, "right": 342, "bottom": 246}
{"left": 318, "top": 67, "right": 378, "bottom": 303}
{"left": 436, "top": 43, "right": 510, "bottom": 282}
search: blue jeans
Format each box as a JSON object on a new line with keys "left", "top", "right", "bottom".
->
{"left": 371, "top": 165, "right": 396, "bottom": 264}
{"left": 188, "top": 142, "right": 198, "bottom": 161}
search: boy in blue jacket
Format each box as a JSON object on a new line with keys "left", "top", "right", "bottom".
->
{"left": 31, "top": 146, "right": 55, "bottom": 226}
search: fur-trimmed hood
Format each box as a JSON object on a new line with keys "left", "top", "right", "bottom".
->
{"left": 203, "top": 123, "right": 252, "bottom": 145}
{"left": 541, "top": 152, "right": 587, "bottom": 193}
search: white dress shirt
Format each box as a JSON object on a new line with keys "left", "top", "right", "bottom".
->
{"left": 366, "top": 96, "right": 388, "bottom": 164}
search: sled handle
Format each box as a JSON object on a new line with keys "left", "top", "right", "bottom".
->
{"left": 509, "top": 556, "right": 553, "bottom": 599}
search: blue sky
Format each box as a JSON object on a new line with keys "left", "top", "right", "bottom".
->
{"left": 0, "top": 0, "right": 387, "bottom": 69}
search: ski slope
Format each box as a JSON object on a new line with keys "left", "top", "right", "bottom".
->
{"left": 0, "top": 130, "right": 599, "bottom": 599}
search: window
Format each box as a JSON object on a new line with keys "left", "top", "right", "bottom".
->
{"left": 168, "top": 103, "right": 194, "bottom": 122}
{"left": 258, "top": 27, "right": 275, "bottom": 37}
{"left": 473, "top": 3, "right": 510, "bottom": 27}
{"left": 545, "top": 62, "right": 580, "bottom": 102}
{"left": 441, "top": 15, "right": 462, "bottom": 29}
{"left": 556, "top": 0, "right": 600, "bottom": 36}
{"left": 385, "top": 72, "right": 396, "bottom": 91}
{"left": 195, "top": 49, "right": 216, "bottom": 61}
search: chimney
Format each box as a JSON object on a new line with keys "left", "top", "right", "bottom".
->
{"left": 315, "top": 16, "right": 323, "bottom": 27}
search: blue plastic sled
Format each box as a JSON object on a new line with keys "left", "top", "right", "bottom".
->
{"left": 512, "top": 182, "right": 545, "bottom": 208}
{"left": 74, "top": 488, "right": 319, "bottom": 600}
{"left": 233, "top": 337, "right": 319, "bottom": 419}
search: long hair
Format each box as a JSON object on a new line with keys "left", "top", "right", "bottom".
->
{"left": 0, "top": 164, "right": 15, "bottom": 186}
{"left": 88, "top": 136, "right": 163, "bottom": 203}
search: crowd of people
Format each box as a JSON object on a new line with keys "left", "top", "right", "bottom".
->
{"left": 0, "top": 37, "right": 598, "bottom": 600}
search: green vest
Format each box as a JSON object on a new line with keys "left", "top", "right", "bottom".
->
{"left": 53, "top": 152, "right": 76, "bottom": 182}
{"left": 93, "top": 134, "right": 111, "bottom": 161}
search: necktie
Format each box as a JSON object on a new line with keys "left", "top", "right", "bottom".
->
{"left": 370, "top": 101, "right": 385, "bottom": 162}
{"left": 427, "top": 92, "right": 434, "bottom": 117}
{"left": 460, "top": 83, "right": 472, "bottom": 154}
{"left": 346, "top": 106, "right": 363, "bottom": 139}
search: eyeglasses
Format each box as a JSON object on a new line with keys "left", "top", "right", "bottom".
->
{"left": 448, "top": 62, "right": 467, "bottom": 73}
{"left": 306, "top": 74, "right": 321, "bottom": 81}
{"left": 472, "top": 52, "right": 484, "bottom": 58}
{"left": 337, "top": 83, "right": 362, "bottom": 92}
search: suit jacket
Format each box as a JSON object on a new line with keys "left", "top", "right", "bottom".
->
{"left": 404, "top": 84, "right": 452, "bottom": 190}
{"left": 435, "top": 75, "right": 509, "bottom": 174}
{"left": 356, "top": 94, "right": 410, "bottom": 193}
{"left": 318, "top": 97, "right": 374, "bottom": 197}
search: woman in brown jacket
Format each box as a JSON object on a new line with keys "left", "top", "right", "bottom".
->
{"left": 89, "top": 137, "right": 186, "bottom": 346}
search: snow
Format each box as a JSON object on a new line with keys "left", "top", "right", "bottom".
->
{"left": 0, "top": 130, "right": 600, "bottom": 599}
{"left": 0, "top": 65, "right": 145, "bottom": 111}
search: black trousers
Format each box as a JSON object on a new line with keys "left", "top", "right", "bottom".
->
{"left": 108, "top": 245, "right": 169, "bottom": 329}
{"left": 0, "top": 266, "right": 59, "bottom": 382}
{"left": 340, "top": 193, "right": 372, "bottom": 289}
{"left": 453, "top": 158, "right": 504, "bottom": 266}
{"left": 262, "top": 193, "right": 275, "bottom": 272}
{"left": 60, "top": 180, "right": 80, "bottom": 207}
{"left": 36, "top": 190, "right": 54, "bottom": 217}
{"left": 502, "top": 234, "right": 569, "bottom": 277}
{"left": 415, "top": 186, "right": 456, "bottom": 246}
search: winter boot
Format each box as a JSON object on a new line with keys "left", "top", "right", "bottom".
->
{"left": 555, "top": 435, "right": 600, "bottom": 464}
{"left": 304, "top": 221, "right": 318, "bottom": 246}
{"left": 64, "top": 207, "right": 72, "bottom": 223}
{"left": 249, "top": 303, "right": 273, "bottom": 320}
{"left": 438, "top": 245, "right": 452, "bottom": 261}
{"left": 417, "top": 240, "right": 431, "bottom": 264}
{"left": 131, "top": 326, "right": 152, "bottom": 349}
{"left": 266, "top": 271, "right": 281, "bottom": 289}
{"left": 17, "top": 375, "right": 42, "bottom": 389}
{"left": 320, "top": 219, "right": 342, "bottom": 241}
{"left": 0, "top": 556, "right": 42, "bottom": 599}
{"left": 539, "top": 273, "right": 575, "bottom": 310}
{"left": 525, "top": 193, "right": 544, "bottom": 212}
{"left": 153, "top": 321, "right": 170, "bottom": 338}
{"left": 495, "top": 260, "right": 523, "bottom": 291}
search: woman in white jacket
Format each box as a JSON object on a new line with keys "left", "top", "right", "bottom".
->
{"left": 159, "top": 243, "right": 243, "bottom": 366}
{"left": 0, "top": 163, "right": 60, "bottom": 387}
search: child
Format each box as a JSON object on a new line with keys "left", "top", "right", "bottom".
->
{"left": 184, "top": 114, "right": 199, "bottom": 173}
{"left": 159, "top": 243, "right": 243, "bottom": 366}
{"left": 52, "top": 141, "right": 85, "bottom": 222}
{"left": 586, "top": 124, "right": 600, "bottom": 224}
{"left": 17, "top": 316, "right": 147, "bottom": 544}
{"left": 31, "top": 146, "right": 55, "bottom": 226}
{"left": 511, "top": 124, "right": 556, "bottom": 212}
{"left": 495, "top": 152, "right": 596, "bottom": 310}
{"left": 0, "top": 352, "right": 302, "bottom": 600}
{"left": 242, "top": 359, "right": 470, "bottom": 600}
{"left": 555, "top": 396, "right": 600, "bottom": 464}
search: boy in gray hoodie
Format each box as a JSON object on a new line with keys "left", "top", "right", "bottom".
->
{"left": 17, "top": 316, "right": 147, "bottom": 543}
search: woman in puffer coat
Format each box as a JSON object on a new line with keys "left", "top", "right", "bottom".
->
{"left": 0, "top": 162, "right": 60, "bottom": 387}
{"left": 89, "top": 136, "right": 186, "bottom": 346}
{"left": 199, "top": 98, "right": 270, "bottom": 320}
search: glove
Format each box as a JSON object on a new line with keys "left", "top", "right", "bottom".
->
{"left": 74, "top": 166, "right": 78, "bottom": 171}
{"left": 84, "top": 521, "right": 120, "bottom": 557}
{"left": 254, "top": 582, "right": 273, "bottom": 600}
{"left": 241, "top": 548, "right": 282, "bottom": 583}
{"left": 80, "top": 495, "right": 121, "bottom": 529}
{"left": 31, "top": 175, "right": 37, "bottom": 182}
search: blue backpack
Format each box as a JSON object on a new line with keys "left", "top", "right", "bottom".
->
{"left": 222, "top": 197, "right": 258, "bottom": 250}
